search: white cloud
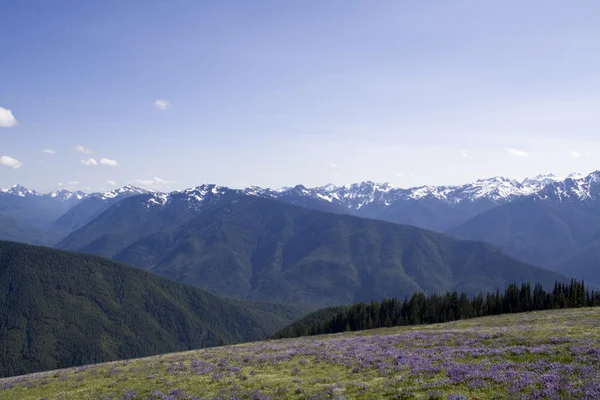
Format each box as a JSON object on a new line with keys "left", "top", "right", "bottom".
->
{"left": 57, "top": 182, "right": 64, "bottom": 187}
{"left": 461, "top": 150, "right": 469, "bottom": 158}
{"left": 135, "top": 176, "right": 175, "bottom": 187}
{"left": 0, "top": 107, "right": 18, "bottom": 127}
{"left": 329, "top": 163, "right": 339, "bottom": 168}
{"left": 67, "top": 181, "right": 80, "bottom": 186}
{"left": 75, "top": 145, "right": 93, "bottom": 154}
{"left": 154, "top": 177, "right": 174, "bottom": 185}
{"left": 570, "top": 150, "right": 581, "bottom": 158}
{"left": 81, "top": 158, "right": 97, "bottom": 166}
{"left": 42, "top": 148, "right": 56, "bottom": 154}
{"left": 0, "top": 155, "right": 23, "bottom": 169}
{"left": 100, "top": 158, "right": 118, "bottom": 167}
{"left": 505, "top": 148, "right": 530, "bottom": 157}
{"left": 154, "top": 99, "right": 170, "bottom": 110}
{"left": 107, "top": 180, "right": 116, "bottom": 186}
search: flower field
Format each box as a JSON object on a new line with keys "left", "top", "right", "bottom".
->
{"left": 1, "top": 308, "right": 599, "bottom": 399}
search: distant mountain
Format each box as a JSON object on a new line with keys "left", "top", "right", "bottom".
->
{"left": 247, "top": 174, "right": 591, "bottom": 231}
{"left": 2, "top": 171, "right": 587, "bottom": 235}
{"left": 0, "top": 241, "right": 304, "bottom": 378}
{"left": 6, "top": 170, "right": 596, "bottom": 248}
{"left": 0, "top": 215, "right": 60, "bottom": 246}
{"left": 247, "top": 178, "right": 527, "bottom": 231}
{"left": 51, "top": 185, "right": 151, "bottom": 236}
{"left": 113, "top": 196, "right": 566, "bottom": 309}
{"left": 448, "top": 172, "right": 600, "bottom": 284}
{"left": 1, "top": 184, "right": 86, "bottom": 201}
{"left": 56, "top": 185, "right": 244, "bottom": 257}
{"left": 0, "top": 188, "right": 84, "bottom": 232}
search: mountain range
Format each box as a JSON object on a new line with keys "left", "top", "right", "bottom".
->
{"left": 2, "top": 170, "right": 600, "bottom": 286}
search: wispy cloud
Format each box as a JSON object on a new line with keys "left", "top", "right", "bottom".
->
{"left": 461, "top": 150, "right": 469, "bottom": 158}
{"left": 75, "top": 145, "right": 93, "bottom": 154}
{"left": 154, "top": 99, "right": 170, "bottom": 110}
{"left": 329, "top": 163, "right": 339, "bottom": 168}
{"left": 135, "top": 177, "right": 175, "bottom": 187}
{"left": 505, "top": 148, "right": 530, "bottom": 157}
{"left": 67, "top": 181, "right": 80, "bottom": 186}
{"left": 0, "top": 155, "right": 23, "bottom": 169}
{"left": 0, "top": 107, "right": 18, "bottom": 127}
{"left": 81, "top": 158, "right": 98, "bottom": 166}
{"left": 569, "top": 150, "right": 581, "bottom": 158}
{"left": 100, "top": 158, "right": 118, "bottom": 167}
{"left": 42, "top": 148, "right": 56, "bottom": 154}
{"left": 107, "top": 180, "right": 116, "bottom": 186}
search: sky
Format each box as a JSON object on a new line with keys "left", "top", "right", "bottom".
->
{"left": 2, "top": 0, "right": 600, "bottom": 193}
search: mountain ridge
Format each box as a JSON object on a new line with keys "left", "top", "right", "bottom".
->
{"left": 109, "top": 196, "right": 568, "bottom": 309}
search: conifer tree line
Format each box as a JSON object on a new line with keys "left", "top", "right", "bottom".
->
{"left": 273, "top": 279, "right": 600, "bottom": 339}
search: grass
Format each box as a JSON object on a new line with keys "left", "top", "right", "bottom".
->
{"left": 1, "top": 308, "right": 599, "bottom": 399}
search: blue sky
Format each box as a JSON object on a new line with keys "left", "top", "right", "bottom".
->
{"left": 2, "top": 0, "right": 600, "bottom": 192}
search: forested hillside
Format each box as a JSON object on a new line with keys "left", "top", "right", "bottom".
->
{"left": 115, "top": 196, "right": 567, "bottom": 308}
{"left": 0, "top": 241, "right": 303, "bottom": 378}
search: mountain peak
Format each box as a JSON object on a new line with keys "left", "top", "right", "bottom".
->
{"left": 48, "top": 189, "right": 87, "bottom": 201}
{"left": 96, "top": 185, "right": 150, "bottom": 200}
{"left": 1, "top": 184, "right": 41, "bottom": 197}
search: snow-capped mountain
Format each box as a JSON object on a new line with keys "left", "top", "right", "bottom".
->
{"left": 91, "top": 185, "right": 151, "bottom": 200}
{"left": 521, "top": 172, "right": 584, "bottom": 191}
{"left": 143, "top": 184, "right": 243, "bottom": 210}
{"left": 1, "top": 184, "right": 42, "bottom": 197}
{"left": 1, "top": 184, "right": 87, "bottom": 201}
{"left": 0, "top": 171, "right": 587, "bottom": 208}
{"left": 532, "top": 171, "right": 600, "bottom": 203}
{"left": 48, "top": 189, "right": 87, "bottom": 201}
{"left": 244, "top": 175, "right": 562, "bottom": 213}
{"left": 3, "top": 170, "right": 596, "bottom": 234}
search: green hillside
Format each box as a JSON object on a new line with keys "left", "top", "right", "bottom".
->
{"left": 1, "top": 308, "right": 599, "bottom": 399}
{"left": 115, "top": 197, "right": 567, "bottom": 309}
{"left": 0, "top": 241, "right": 304, "bottom": 378}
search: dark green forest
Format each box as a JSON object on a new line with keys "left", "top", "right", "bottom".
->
{"left": 273, "top": 279, "right": 600, "bottom": 339}
{"left": 0, "top": 241, "right": 304, "bottom": 378}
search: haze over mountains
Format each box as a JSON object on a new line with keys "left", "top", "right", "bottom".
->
{"left": 2, "top": 170, "right": 600, "bottom": 294}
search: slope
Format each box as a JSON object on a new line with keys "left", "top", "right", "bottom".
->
{"left": 0, "top": 241, "right": 304, "bottom": 378}
{"left": 552, "top": 235, "right": 600, "bottom": 285}
{"left": 114, "top": 196, "right": 566, "bottom": 309}
{"left": 1, "top": 308, "right": 599, "bottom": 400}
{"left": 448, "top": 197, "right": 600, "bottom": 272}
{"left": 56, "top": 185, "right": 242, "bottom": 257}
{"left": 0, "top": 215, "right": 60, "bottom": 246}
{"left": 0, "top": 192, "right": 80, "bottom": 231}
{"left": 50, "top": 186, "right": 150, "bottom": 236}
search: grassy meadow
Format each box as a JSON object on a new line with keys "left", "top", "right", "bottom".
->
{"left": 1, "top": 308, "right": 599, "bottom": 399}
